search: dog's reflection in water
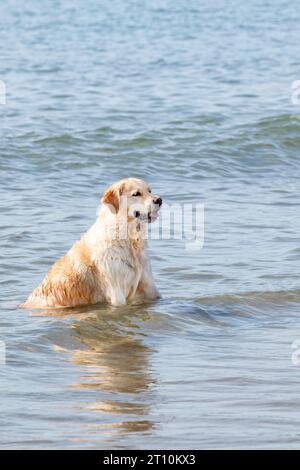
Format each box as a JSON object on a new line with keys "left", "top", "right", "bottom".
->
{"left": 34, "top": 303, "right": 159, "bottom": 435}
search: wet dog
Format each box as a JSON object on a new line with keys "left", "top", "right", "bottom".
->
{"left": 23, "top": 178, "right": 162, "bottom": 308}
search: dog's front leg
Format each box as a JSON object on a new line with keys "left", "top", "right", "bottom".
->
{"left": 102, "top": 255, "right": 134, "bottom": 306}
{"left": 109, "top": 289, "right": 127, "bottom": 307}
{"left": 136, "top": 257, "right": 160, "bottom": 301}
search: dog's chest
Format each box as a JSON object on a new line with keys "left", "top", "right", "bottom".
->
{"left": 96, "top": 244, "right": 143, "bottom": 285}
{"left": 116, "top": 245, "right": 144, "bottom": 299}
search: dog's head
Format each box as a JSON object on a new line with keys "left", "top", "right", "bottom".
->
{"left": 102, "top": 178, "right": 162, "bottom": 223}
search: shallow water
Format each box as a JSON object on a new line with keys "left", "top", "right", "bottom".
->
{"left": 1, "top": 0, "right": 300, "bottom": 449}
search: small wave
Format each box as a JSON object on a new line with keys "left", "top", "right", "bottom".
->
{"left": 196, "top": 288, "right": 300, "bottom": 306}
{"left": 256, "top": 113, "right": 300, "bottom": 130}
{"left": 252, "top": 114, "right": 300, "bottom": 151}
{"left": 113, "top": 133, "right": 162, "bottom": 148}
{"left": 34, "top": 134, "right": 85, "bottom": 145}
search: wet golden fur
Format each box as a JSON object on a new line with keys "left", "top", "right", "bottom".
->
{"left": 23, "top": 178, "right": 161, "bottom": 308}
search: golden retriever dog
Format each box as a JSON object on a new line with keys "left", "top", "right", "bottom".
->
{"left": 23, "top": 178, "right": 162, "bottom": 308}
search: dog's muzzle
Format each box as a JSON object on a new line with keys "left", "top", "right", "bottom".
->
{"left": 134, "top": 199, "right": 162, "bottom": 223}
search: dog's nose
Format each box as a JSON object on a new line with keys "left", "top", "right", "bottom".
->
{"left": 154, "top": 197, "right": 162, "bottom": 207}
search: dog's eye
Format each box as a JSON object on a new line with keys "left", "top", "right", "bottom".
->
{"left": 132, "top": 191, "right": 141, "bottom": 197}
{"left": 148, "top": 188, "right": 152, "bottom": 193}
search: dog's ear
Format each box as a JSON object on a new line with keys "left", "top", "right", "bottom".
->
{"left": 102, "top": 186, "right": 120, "bottom": 213}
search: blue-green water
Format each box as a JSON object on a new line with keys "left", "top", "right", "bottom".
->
{"left": 1, "top": 0, "right": 300, "bottom": 449}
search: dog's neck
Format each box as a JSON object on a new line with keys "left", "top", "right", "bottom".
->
{"left": 87, "top": 205, "right": 147, "bottom": 251}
